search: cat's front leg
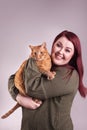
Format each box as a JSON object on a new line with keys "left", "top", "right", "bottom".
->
{"left": 44, "top": 71, "right": 56, "bottom": 80}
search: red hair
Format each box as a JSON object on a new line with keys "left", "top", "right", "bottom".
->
{"left": 51, "top": 30, "right": 87, "bottom": 97}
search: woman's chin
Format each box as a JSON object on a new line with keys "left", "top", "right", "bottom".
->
{"left": 53, "top": 59, "right": 62, "bottom": 65}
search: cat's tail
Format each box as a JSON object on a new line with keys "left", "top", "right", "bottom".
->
{"left": 1, "top": 103, "right": 20, "bottom": 119}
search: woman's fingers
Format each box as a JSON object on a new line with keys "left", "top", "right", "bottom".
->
{"left": 16, "top": 93, "right": 42, "bottom": 109}
{"left": 32, "top": 100, "right": 42, "bottom": 109}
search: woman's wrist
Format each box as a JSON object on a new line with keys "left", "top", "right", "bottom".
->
{"left": 16, "top": 93, "right": 22, "bottom": 104}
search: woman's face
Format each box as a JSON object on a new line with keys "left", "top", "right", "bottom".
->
{"left": 51, "top": 37, "right": 74, "bottom": 66}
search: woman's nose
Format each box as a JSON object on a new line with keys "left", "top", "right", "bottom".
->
{"left": 59, "top": 48, "right": 64, "bottom": 54}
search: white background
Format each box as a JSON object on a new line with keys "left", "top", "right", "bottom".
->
{"left": 0, "top": 0, "right": 87, "bottom": 130}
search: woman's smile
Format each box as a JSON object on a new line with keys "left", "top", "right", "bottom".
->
{"left": 55, "top": 52, "right": 64, "bottom": 60}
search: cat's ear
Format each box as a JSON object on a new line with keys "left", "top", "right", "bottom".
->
{"left": 41, "top": 42, "right": 46, "bottom": 48}
{"left": 29, "top": 45, "right": 33, "bottom": 50}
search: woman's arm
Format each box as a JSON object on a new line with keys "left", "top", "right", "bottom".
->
{"left": 8, "top": 74, "right": 19, "bottom": 100}
{"left": 24, "top": 59, "right": 79, "bottom": 100}
{"left": 8, "top": 74, "right": 42, "bottom": 109}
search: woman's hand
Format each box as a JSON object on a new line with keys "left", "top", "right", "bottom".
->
{"left": 16, "top": 93, "right": 42, "bottom": 109}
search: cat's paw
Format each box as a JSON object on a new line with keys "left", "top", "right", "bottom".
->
{"left": 52, "top": 71, "right": 56, "bottom": 76}
{"left": 47, "top": 71, "right": 56, "bottom": 80}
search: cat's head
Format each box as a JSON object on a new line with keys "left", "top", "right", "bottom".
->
{"left": 29, "top": 42, "right": 48, "bottom": 61}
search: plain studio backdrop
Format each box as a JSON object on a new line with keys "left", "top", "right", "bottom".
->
{"left": 0, "top": 0, "right": 87, "bottom": 130}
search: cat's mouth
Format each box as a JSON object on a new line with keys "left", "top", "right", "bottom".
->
{"left": 35, "top": 58, "right": 43, "bottom": 61}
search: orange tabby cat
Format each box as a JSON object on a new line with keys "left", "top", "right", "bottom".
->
{"left": 1, "top": 42, "right": 56, "bottom": 119}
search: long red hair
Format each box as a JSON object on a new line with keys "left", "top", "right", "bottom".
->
{"left": 51, "top": 30, "right": 87, "bottom": 97}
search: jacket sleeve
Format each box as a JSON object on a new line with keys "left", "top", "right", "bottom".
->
{"left": 8, "top": 74, "right": 19, "bottom": 100}
{"left": 24, "top": 58, "right": 79, "bottom": 100}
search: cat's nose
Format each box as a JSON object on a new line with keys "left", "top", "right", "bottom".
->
{"left": 36, "top": 55, "right": 40, "bottom": 59}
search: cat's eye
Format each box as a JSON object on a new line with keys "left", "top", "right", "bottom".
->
{"left": 34, "top": 52, "right": 37, "bottom": 55}
{"left": 40, "top": 52, "right": 43, "bottom": 54}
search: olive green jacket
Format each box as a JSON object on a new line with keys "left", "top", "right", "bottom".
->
{"left": 8, "top": 58, "right": 79, "bottom": 130}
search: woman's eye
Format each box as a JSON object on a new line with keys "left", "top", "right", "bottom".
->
{"left": 65, "top": 49, "right": 71, "bottom": 53}
{"left": 56, "top": 43, "right": 62, "bottom": 48}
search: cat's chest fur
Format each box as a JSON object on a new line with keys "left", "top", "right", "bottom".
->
{"left": 36, "top": 57, "right": 51, "bottom": 72}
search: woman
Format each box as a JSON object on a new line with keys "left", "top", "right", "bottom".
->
{"left": 8, "top": 30, "right": 87, "bottom": 130}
